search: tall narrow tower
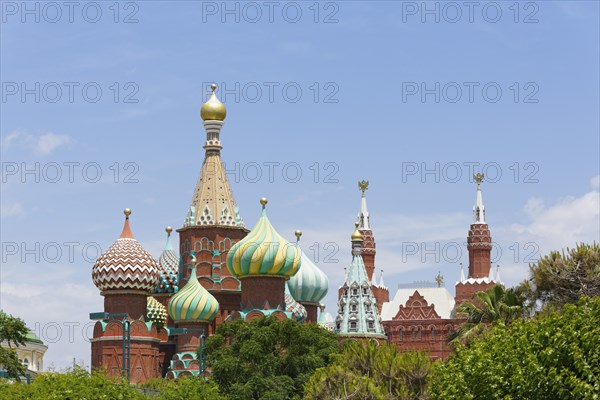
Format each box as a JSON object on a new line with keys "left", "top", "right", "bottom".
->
{"left": 455, "top": 174, "right": 497, "bottom": 304}
{"left": 335, "top": 224, "right": 386, "bottom": 342}
{"left": 177, "top": 84, "right": 249, "bottom": 329}
{"left": 356, "top": 180, "right": 389, "bottom": 311}
{"left": 91, "top": 209, "right": 161, "bottom": 383}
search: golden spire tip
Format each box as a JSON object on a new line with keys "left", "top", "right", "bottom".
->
{"left": 124, "top": 208, "right": 132, "bottom": 218}
{"left": 260, "top": 197, "right": 268, "bottom": 207}
{"left": 166, "top": 226, "right": 173, "bottom": 235}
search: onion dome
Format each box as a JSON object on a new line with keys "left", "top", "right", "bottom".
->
{"left": 227, "top": 198, "right": 301, "bottom": 278}
{"left": 200, "top": 83, "right": 227, "bottom": 121}
{"left": 147, "top": 296, "right": 168, "bottom": 326}
{"left": 285, "top": 285, "right": 307, "bottom": 322}
{"left": 168, "top": 259, "right": 219, "bottom": 322}
{"left": 92, "top": 209, "right": 159, "bottom": 293}
{"left": 288, "top": 231, "right": 329, "bottom": 303}
{"left": 351, "top": 222, "right": 363, "bottom": 241}
{"left": 153, "top": 226, "right": 179, "bottom": 294}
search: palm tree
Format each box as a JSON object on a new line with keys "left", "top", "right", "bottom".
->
{"left": 450, "top": 284, "right": 525, "bottom": 346}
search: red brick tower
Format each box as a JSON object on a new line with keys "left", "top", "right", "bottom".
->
{"left": 455, "top": 174, "right": 497, "bottom": 304}
{"left": 91, "top": 209, "right": 162, "bottom": 383}
{"left": 177, "top": 84, "right": 249, "bottom": 331}
{"left": 356, "top": 180, "right": 389, "bottom": 311}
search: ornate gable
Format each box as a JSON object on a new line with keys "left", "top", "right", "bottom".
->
{"left": 393, "top": 290, "right": 441, "bottom": 320}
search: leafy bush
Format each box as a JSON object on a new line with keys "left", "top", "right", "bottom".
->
{"left": 431, "top": 297, "right": 600, "bottom": 400}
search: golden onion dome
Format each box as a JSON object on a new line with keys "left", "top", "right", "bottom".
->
{"left": 200, "top": 83, "right": 227, "bottom": 121}
{"left": 351, "top": 222, "right": 363, "bottom": 241}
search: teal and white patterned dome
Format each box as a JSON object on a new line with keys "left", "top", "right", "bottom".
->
{"left": 288, "top": 241, "right": 329, "bottom": 304}
{"left": 154, "top": 227, "right": 179, "bottom": 294}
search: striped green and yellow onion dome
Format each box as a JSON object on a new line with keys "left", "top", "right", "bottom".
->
{"left": 147, "top": 296, "right": 168, "bottom": 326}
{"left": 288, "top": 246, "right": 329, "bottom": 304}
{"left": 168, "top": 268, "right": 219, "bottom": 322}
{"left": 227, "top": 198, "right": 300, "bottom": 278}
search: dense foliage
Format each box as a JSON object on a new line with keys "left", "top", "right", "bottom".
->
{"left": 431, "top": 297, "right": 600, "bottom": 399}
{"left": 519, "top": 243, "right": 600, "bottom": 309}
{"left": 450, "top": 284, "right": 526, "bottom": 346}
{"left": 141, "top": 376, "right": 225, "bottom": 399}
{"left": 206, "top": 316, "right": 339, "bottom": 400}
{"left": 0, "top": 310, "right": 29, "bottom": 379}
{"left": 304, "top": 341, "right": 433, "bottom": 400}
{"left": 0, "top": 366, "right": 146, "bottom": 399}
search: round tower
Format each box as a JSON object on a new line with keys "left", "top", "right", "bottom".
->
{"left": 92, "top": 208, "right": 159, "bottom": 319}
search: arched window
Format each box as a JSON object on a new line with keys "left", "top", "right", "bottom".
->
{"left": 398, "top": 328, "right": 403, "bottom": 342}
{"left": 350, "top": 304, "right": 357, "bottom": 312}
{"left": 430, "top": 326, "right": 436, "bottom": 341}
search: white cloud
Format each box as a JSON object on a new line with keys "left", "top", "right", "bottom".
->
{"left": 34, "top": 133, "right": 71, "bottom": 156}
{"left": 511, "top": 190, "right": 600, "bottom": 254}
{"left": 591, "top": 175, "right": 600, "bottom": 189}
{"left": 1, "top": 202, "right": 25, "bottom": 218}
{"left": 0, "top": 130, "right": 71, "bottom": 156}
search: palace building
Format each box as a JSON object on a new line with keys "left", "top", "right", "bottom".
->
{"left": 89, "top": 85, "right": 501, "bottom": 382}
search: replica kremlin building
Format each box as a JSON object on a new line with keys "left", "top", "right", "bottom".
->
{"left": 89, "top": 85, "right": 501, "bottom": 382}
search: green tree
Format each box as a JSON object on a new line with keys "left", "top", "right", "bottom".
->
{"left": 304, "top": 341, "right": 433, "bottom": 400}
{"left": 142, "top": 376, "right": 226, "bottom": 399}
{"left": 206, "top": 316, "right": 339, "bottom": 400}
{"left": 519, "top": 243, "right": 600, "bottom": 310}
{"left": 431, "top": 297, "right": 600, "bottom": 400}
{"left": 0, "top": 310, "right": 29, "bottom": 380}
{"left": 450, "top": 284, "right": 525, "bottom": 346}
{"left": 0, "top": 366, "right": 146, "bottom": 399}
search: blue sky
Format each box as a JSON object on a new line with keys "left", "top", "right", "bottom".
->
{"left": 1, "top": 1, "right": 599, "bottom": 370}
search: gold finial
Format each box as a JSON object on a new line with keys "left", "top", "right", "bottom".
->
{"left": 190, "top": 255, "right": 197, "bottom": 264}
{"left": 260, "top": 197, "right": 268, "bottom": 207}
{"left": 295, "top": 230, "right": 302, "bottom": 239}
{"left": 124, "top": 208, "right": 132, "bottom": 218}
{"left": 319, "top": 303, "right": 325, "bottom": 311}
{"left": 165, "top": 226, "right": 173, "bottom": 235}
{"left": 358, "top": 180, "right": 369, "bottom": 195}
{"left": 200, "top": 83, "right": 227, "bottom": 121}
{"left": 474, "top": 173, "right": 484, "bottom": 186}
{"left": 435, "top": 271, "right": 444, "bottom": 288}
{"left": 351, "top": 222, "right": 363, "bottom": 241}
